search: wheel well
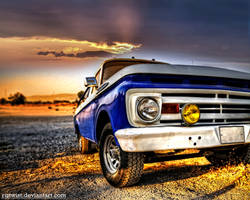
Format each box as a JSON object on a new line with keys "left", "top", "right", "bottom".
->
{"left": 96, "top": 111, "right": 111, "bottom": 145}
{"left": 74, "top": 123, "right": 80, "bottom": 135}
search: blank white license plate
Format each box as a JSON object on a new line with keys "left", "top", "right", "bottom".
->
{"left": 219, "top": 126, "right": 244, "bottom": 144}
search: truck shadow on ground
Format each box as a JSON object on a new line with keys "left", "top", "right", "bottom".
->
{"left": 0, "top": 173, "right": 102, "bottom": 191}
{"left": 140, "top": 161, "right": 247, "bottom": 200}
{"left": 192, "top": 182, "right": 236, "bottom": 200}
{"left": 1, "top": 152, "right": 248, "bottom": 200}
{"left": 1, "top": 152, "right": 212, "bottom": 188}
{"left": 0, "top": 147, "right": 80, "bottom": 172}
{"left": 140, "top": 163, "right": 213, "bottom": 186}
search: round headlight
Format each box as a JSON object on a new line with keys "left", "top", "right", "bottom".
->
{"left": 181, "top": 104, "right": 200, "bottom": 125}
{"left": 137, "top": 98, "right": 160, "bottom": 122}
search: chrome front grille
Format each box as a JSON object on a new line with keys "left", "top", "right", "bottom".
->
{"left": 160, "top": 89, "right": 250, "bottom": 125}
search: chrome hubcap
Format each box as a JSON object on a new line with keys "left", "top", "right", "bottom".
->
{"left": 103, "top": 135, "right": 121, "bottom": 174}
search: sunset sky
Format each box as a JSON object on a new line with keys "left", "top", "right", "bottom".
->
{"left": 0, "top": 0, "right": 249, "bottom": 97}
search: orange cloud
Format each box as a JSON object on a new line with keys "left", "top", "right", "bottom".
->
{"left": 0, "top": 36, "right": 142, "bottom": 67}
{"left": 2, "top": 36, "right": 141, "bottom": 54}
{"left": 25, "top": 37, "right": 141, "bottom": 54}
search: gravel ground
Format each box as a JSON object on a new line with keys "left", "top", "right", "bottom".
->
{"left": 0, "top": 116, "right": 249, "bottom": 200}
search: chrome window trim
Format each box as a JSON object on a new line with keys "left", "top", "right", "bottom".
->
{"left": 75, "top": 88, "right": 96, "bottom": 116}
{"left": 94, "top": 68, "right": 102, "bottom": 88}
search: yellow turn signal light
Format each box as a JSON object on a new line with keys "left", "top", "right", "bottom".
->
{"left": 181, "top": 104, "right": 200, "bottom": 125}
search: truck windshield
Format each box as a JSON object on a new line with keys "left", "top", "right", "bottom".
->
{"left": 102, "top": 60, "right": 163, "bottom": 83}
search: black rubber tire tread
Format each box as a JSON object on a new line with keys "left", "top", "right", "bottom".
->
{"left": 99, "top": 123, "right": 144, "bottom": 187}
{"left": 117, "top": 151, "right": 144, "bottom": 187}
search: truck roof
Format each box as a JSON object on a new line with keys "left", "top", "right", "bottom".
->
{"left": 100, "top": 58, "right": 250, "bottom": 82}
{"left": 102, "top": 58, "right": 166, "bottom": 65}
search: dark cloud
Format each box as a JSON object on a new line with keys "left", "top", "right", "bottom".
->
{"left": 37, "top": 50, "right": 113, "bottom": 58}
{"left": 0, "top": 0, "right": 249, "bottom": 66}
{"left": 75, "top": 51, "right": 113, "bottom": 58}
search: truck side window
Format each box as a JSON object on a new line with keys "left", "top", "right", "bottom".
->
{"left": 101, "top": 60, "right": 162, "bottom": 83}
{"left": 78, "top": 87, "right": 90, "bottom": 106}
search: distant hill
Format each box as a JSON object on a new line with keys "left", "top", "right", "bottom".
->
{"left": 27, "top": 93, "right": 77, "bottom": 102}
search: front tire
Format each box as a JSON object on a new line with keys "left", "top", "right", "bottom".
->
{"left": 99, "top": 123, "right": 144, "bottom": 187}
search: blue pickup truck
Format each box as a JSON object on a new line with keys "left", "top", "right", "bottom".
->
{"left": 74, "top": 58, "right": 250, "bottom": 187}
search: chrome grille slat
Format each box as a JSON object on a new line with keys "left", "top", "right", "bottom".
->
{"left": 159, "top": 121, "right": 250, "bottom": 126}
{"left": 162, "top": 97, "right": 250, "bottom": 105}
{"left": 161, "top": 114, "right": 180, "bottom": 120}
{"left": 161, "top": 89, "right": 250, "bottom": 125}
{"left": 199, "top": 108, "right": 221, "bottom": 110}
{"left": 161, "top": 113, "right": 250, "bottom": 120}
{"left": 222, "top": 108, "right": 250, "bottom": 110}
{"left": 194, "top": 120, "right": 250, "bottom": 125}
{"left": 201, "top": 113, "right": 250, "bottom": 119}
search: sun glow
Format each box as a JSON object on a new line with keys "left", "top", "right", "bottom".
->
{"left": 0, "top": 36, "right": 142, "bottom": 96}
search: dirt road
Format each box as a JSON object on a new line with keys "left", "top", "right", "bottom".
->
{"left": 0, "top": 116, "right": 249, "bottom": 200}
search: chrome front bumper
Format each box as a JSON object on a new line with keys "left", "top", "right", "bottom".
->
{"left": 115, "top": 124, "right": 250, "bottom": 152}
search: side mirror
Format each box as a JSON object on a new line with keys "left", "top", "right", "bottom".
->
{"left": 84, "top": 77, "right": 97, "bottom": 87}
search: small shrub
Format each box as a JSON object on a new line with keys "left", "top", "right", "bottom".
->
{"left": 8, "top": 92, "right": 26, "bottom": 105}
{"left": 0, "top": 98, "right": 8, "bottom": 105}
